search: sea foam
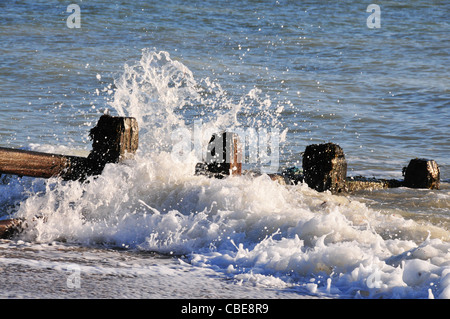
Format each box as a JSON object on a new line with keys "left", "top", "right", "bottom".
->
{"left": 4, "top": 49, "right": 450, "bottom": 299}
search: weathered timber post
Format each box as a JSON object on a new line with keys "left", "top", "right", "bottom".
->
{"left": 0, "top": 218, "right": 23, "bottom": 239}
{"left": 87, "top": 115, "right": 139, "bottom": 176}
{"left": 0, "top": 115, "right": 139, "bottom": 239}
{"left": 301, "top": 144, "right": 441, "bottom": 193}
{"left": 195, "top": 131, "right": 242, "bottom": 178}
{"left": 403, "top": 158, "right": 440, "bottom": 190}
{"left": 302, "top": 143, "right": 347, "bottom": 193}
{"left": 0, "top": 115, "right": 138, "bottom": 181}
{"left": 193, "top": 134, "right": 442, "bottom": 194}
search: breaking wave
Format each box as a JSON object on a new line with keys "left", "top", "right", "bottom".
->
{"left": 4, "top": 49, "right": 450, "bottom": 299}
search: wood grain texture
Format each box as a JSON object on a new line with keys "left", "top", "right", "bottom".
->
{"left": 0, "top": 147, "right": 69, "bottom": 178}
{"left": 0, "top": 115, "right": 138, "bottom": 181}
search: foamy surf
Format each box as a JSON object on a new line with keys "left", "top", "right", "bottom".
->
{"left": 1, "top": 50, "right": 449, "bottom": 299}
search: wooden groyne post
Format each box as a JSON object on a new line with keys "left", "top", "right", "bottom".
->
{"left": 403, "top": 158, "right": 440, "bottom": 190}
{"left": 0, "top": 115, "right": 138, "bottom": 181}
{"left": 300, "top": 143, "right": 440, "bottom": 192}
{"left": 0, "top": 114, "right": 138, "bottom": 239}
{"left": 195, "top": 133, "right": 441, "bottom": 193}
{"left": 195, "top": 131, "right": 242, "bottom": 178}
{"left": 302, "top": 143, "right": 347, "bottom": 193}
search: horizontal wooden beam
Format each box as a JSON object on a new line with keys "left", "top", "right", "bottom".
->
{"left": 0, "top": 147, "right": 89, "bottom": 180}
{"left": 345, "top": 176, "right": 403, "bottom": 192}
{"left": 0, "top": 115, "right": 139, "bottom": 181}
{"left": 195, "top": 136, "right": 441, "bottom": 193}
{"left": 0, "top": 218, "right": 23, "bottom": 239}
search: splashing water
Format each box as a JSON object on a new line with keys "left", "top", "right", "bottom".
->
{"left": 109, "top": 49, "right": 197, "bottom": 153}
{"left": 108, "top": 49, "right": 287, "bottom": 160}
{"left": 4, "top": 49, "right": 450, "bottom": 299}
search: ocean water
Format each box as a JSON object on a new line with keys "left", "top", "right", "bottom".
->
{"left": 0, "top": 0, "right": 449, "bottom": 300}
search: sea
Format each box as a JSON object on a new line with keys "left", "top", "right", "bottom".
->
{"left": 0, "top": 0, "right": 449, "bottom": 301}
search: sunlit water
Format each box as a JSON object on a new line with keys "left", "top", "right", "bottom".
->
{"left": 0, "top": 1, "right": 449, "bottom": 299}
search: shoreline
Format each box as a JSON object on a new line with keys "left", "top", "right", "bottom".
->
{"left": 0, "top": 240, "right": 320, "bottom": 299}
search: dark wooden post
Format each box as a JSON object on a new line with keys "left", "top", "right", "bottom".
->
{"left": 345, "top": 158, "right": 440, "bottom": 191}
{"left": 302, "top": 143, "right": 347, "bottom": 193}
{"left": 195, "top": 131, "right": 242, "bottom": 178}
{"left": 0, "top": 115, "right": 139, "bottom": 239}
{"left": 403, "top": 158, "right": 440, "bottom": 189}
{"left": 0, "top": 115, "right": 138, "bottom": 181}
{"left": 87, "top": 115, "right": 139, "bottom": 176}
